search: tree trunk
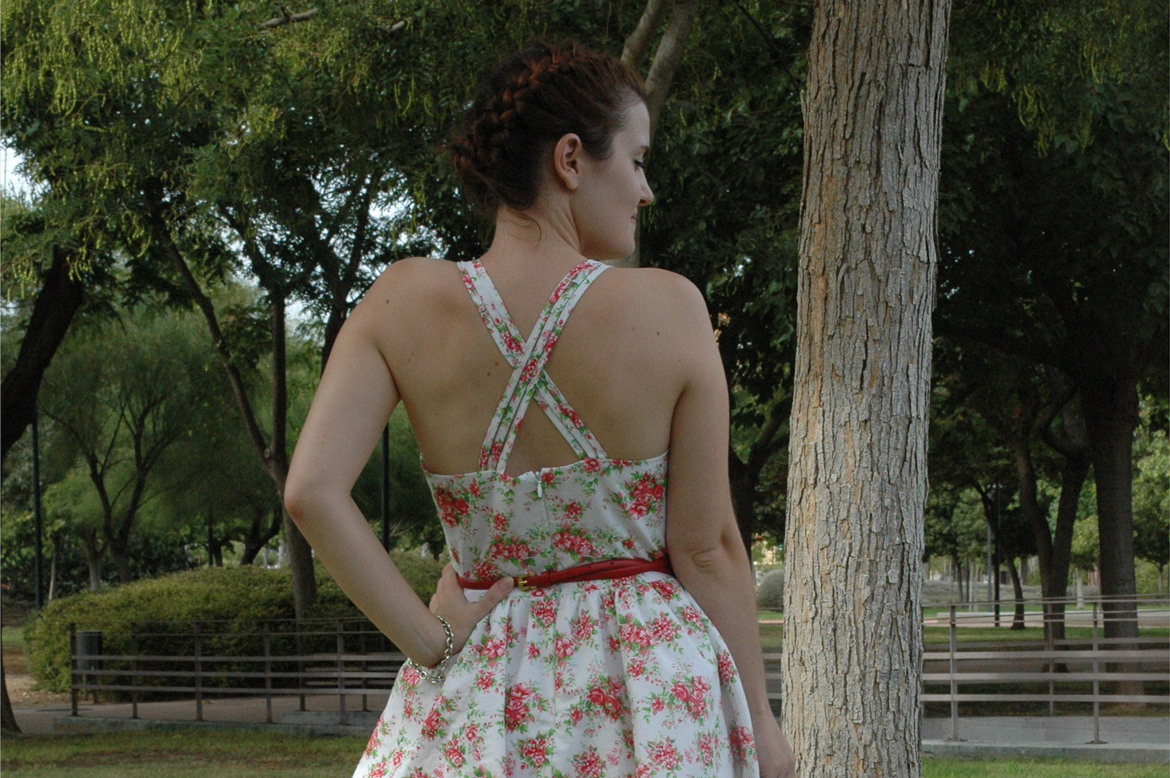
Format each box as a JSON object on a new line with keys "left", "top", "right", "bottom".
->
{"left": 728, "top": 453, "right": 758, "bottom": 565}
{"left": 48, "top": 550, "right": 57, "bottom": 601}
{"left": 1006, "top": 555, "right": 1025, "bottom": 630}
{"left": 0, "top": 246, "right": 86, "bottom": 461}
{"left": 240, "top": 503, "right": 282, "bottom": 566}
{"left": 83, "top": 532, "right": 104, "bottom": 591}
{"left": 0, "top": 653, "right": 17, "bottom": 734}
{"left": 781, "top": 1, "right": 950, "bottom": 774}
{"left": 268, "top": 289, "right": 317, "bottom": 618}
{"left": 1046, "top": 453, "right": 1089, "bottom": 643}
{"left": 1081, "top": 376, "right": 1143, "bottom": 696}
{"left": 109, "top": 540, "right": 133, "bottom": 583}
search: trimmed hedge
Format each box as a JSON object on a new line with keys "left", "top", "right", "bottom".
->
{"left": 755, "top": 568, "right": 785, "bottom": 610}
{"left": 26, "top": 553, "right": 443, "bottom": 694}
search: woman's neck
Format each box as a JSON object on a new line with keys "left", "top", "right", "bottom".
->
{"left": 479, "top": 203, "right": 586, "bottom": 272}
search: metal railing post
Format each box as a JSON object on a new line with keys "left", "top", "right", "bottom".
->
{"left": 194, "top": 621, "right": 203, "bottom": 722}
{"left": 263, "top": 621, "right": 273, "bottom": 724}
{"left": 947, "top": 604, "right": 962, "bottom": 741}
{"left": 130, "top": 622, "right": 139, "bottom": 720}
{"left": 69, "top": 623, "right": 78, "bottom": 717}
{"left": 360, "top": 625, "right": 369, "bottom": 712}
{"left": 297, "top": 622, "right": 306, "bottom": 712}
{"left": 337, "top": 619, "right": 348, "bottom": 725}
{"left": 1045, "top": 602, "right": 1055, "bottom": 717}
{"left": 1089, "top": 602, "right": 1104, "bottom": 744}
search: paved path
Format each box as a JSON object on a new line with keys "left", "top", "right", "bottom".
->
{"left": 13, "top": 695, "right": 1168, "bottom": 764}
{"left": 923, "top": 716, "right": 1168, "bottom": 764}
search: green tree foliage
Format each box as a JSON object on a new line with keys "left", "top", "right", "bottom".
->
{"left": 948, "top": 0, "right": 1167, "bottom": 152}
{"left": 1132, "top": 403, "right": 1169, "bottom": 580}
{"left": 36, "top": 306, "right": 219, "bottom": 586}
{"left": 937, "top": 0, "right": 1167, "bottom": 652}
{"left": 640, "top": 0, "right": 808, "bottom": 545}
{"left": 351, "top": 408, "right": 443, "bottom": 556}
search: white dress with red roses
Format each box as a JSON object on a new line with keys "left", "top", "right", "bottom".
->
{"left": 353, "top": 260, "right": 760, "bottom": 778}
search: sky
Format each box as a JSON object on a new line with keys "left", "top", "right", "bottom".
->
{"left": 3, "top": 145, "right": 34, "bottom": 198}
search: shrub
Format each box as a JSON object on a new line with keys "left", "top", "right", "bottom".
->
{"left": 26, "top": 552, "right": 443, "bottom": 695}
{"left": 756, "top": 568, "right": 784, "bottom": 610}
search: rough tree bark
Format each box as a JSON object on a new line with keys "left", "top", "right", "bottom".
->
{"left": 781, "top": 1, "right": 950, "bottom": 775}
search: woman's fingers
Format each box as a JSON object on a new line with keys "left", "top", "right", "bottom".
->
{"left": 476, "top": 576, "right": 515, "bottom": 616}
{"left": 427, "top": 565, "right": 513, "bottom": 655}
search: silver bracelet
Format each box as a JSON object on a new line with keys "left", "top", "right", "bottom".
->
{"left": 404, "top": 613, "right": 454, "bottom": 684}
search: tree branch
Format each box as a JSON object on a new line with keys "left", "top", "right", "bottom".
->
{"left": 643, "top": 0, "right": 701, "bottom": 137}
{"left": 934, "top": 318, "right": 1066, "bottom": 370}
{"left": 258, "top": 7, "right": 318, "bottom": 29}
{"left": 622, "top": 0, "right": 673, "bottom": 71}
{"left": 145, "top": 212, "right": 273, "bottom": 470}
{"left": 0, "top": 246, "right": 86, "bottom": 461}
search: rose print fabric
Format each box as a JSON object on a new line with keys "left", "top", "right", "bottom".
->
{"left": 352, "top": 260, "right": 760, "bottom": 778}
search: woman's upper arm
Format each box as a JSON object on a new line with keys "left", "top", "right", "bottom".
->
{"left": 285, "top": 270, "right": 403, "bottom": 515}
{"left": 662, "top": 277, "right": 739, "bottom": 562}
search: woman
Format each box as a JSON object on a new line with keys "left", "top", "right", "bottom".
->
{"left": 285, "top": 40, "right": 795, "bottom": 778}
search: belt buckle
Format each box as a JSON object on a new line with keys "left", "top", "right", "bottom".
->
{"left": 516, "top": 575, "right": 535, "bottom": 592}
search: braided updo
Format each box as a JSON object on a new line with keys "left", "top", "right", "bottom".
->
{"left": 449, "top": 40, "right": 647, "bottom": 213}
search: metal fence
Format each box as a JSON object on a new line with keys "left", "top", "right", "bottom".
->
{"left": 920, "top": 593, "right": 1169, "bottom": 742}
{"left": 70, "top": 618, "right": 407, "bottom": 725}
{"left": 69, "top": 594, "right": 1168, "bottom": 730}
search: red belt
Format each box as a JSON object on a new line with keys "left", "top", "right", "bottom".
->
{"left": 458, "top": 556, "right": 673, "bottom": 592}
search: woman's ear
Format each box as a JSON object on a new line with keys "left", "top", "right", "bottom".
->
{"left": 551, "top": 133, "right": 583, "bottom": 192}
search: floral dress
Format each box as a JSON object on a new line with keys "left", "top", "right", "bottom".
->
{"left": 353, "top": 259, "right": 760, "bottom": 778}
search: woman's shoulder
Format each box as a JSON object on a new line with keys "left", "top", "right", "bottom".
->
{"left": 370, "top": 256, "right": 459, "bottom": 290}
{"left": 352, "top": 258, "right": 464, "bottom": 322}
{"left": 596, "top": 265, "right": 713, "bottom": 334}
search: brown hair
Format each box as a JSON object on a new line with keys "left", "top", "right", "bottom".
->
{"left": 449, "top": 40, "right": 647, "bottom": 213}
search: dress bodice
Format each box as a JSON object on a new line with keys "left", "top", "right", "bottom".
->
{"left": 421, "top": 258, "right": 669, "bottom": 582}
{"left": 426, "top": 453, "right": 668, "bottom": 582}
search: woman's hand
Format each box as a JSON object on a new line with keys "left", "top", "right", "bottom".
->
{"left": 756, "top": 716, "right": 796, "bottom": 778}
{"left": 419, "top": 564, "right": 514, "bottom": 664}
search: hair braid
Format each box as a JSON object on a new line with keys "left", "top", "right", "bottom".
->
{"left": 449, "top": 40, "right": 647, "bottom": 213}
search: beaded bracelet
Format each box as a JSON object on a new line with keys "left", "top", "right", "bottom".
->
{"left": 404, "top": 613, "right": 454, "bottom": 684}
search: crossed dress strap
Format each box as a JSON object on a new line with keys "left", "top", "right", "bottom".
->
{"left": 457, "top": 259, "right": 610, "bottom": 473}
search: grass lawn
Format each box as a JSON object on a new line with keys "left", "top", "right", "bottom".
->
{"left": 3, "top": 625, "right": 24, "bottom": 647}
{"left": 0, "top": 730, "right": 363, "bottom": 777}
{"left": 2, "top": 731, "right": 1166, "bottom": 777}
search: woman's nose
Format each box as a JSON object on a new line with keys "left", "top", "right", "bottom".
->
{"left": 640, "top": 182, "right": 655, "bottom": 206}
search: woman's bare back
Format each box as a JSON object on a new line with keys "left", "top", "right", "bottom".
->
{"left": 364, "top": 256, "right": 695, "bottom": 477}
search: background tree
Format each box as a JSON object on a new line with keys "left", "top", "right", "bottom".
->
{"left": 781, "top": 1, "right": 950, "bottom": 775}
{"left": 1132, "top": 403, "right": 1169, "bottom": 592}
{"left": 641, "top": 0, "right": 808, "bottom": 549}
{"left": 931, "top": 339, "right": 1090, "bottom": 637}
{"left": 37, "top": 306, "right": 218, "bottom": 584}
{"left": 923, "top": 487, "right": 989, "bottom": 602}
{"left": 937, "top": 0, "right": 1168, "bottom": 669}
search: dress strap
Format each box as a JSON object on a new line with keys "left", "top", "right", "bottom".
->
{"left": 457, "top": 260, "right": 610, "bottom": 472}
